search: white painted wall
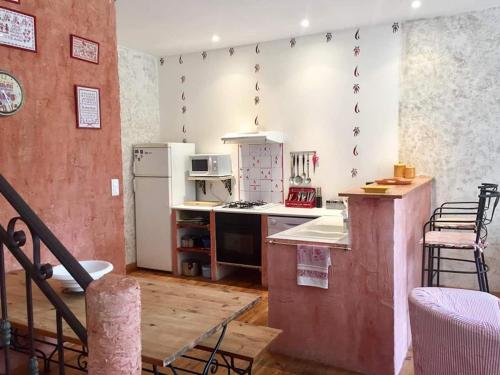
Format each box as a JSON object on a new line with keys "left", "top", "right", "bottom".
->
{"left": 159, "top": 24, "right": 401, "bottom": 201}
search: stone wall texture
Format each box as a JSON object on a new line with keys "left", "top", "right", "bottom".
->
{"left": 400, "top": 7, "right": 500, "bottom": 290}
{"left": 118, "top": 46, "right": 161, "bottom": 265}
{"left": 0, "top": 0, "right": 125, "bottom": 273}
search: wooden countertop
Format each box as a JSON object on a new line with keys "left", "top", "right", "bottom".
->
{"left": 338, "top": 176, "right": 433, "bottom": 199}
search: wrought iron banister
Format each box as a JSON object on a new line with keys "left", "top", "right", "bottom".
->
{"left": 0, "top": 174, "right": 93, "bottom": 374}
{"left": 0, "top": 175, "right": 93, "bottom": 289}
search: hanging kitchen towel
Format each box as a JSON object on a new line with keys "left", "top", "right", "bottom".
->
{"left": 297, "top": 245, "right": 332, "bottom": 289}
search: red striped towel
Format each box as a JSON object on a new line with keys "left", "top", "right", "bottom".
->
{"left": 297, "top": 245, "right": 332, "bottom": 289}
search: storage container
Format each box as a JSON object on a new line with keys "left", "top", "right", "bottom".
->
{"left": 181, "top": 260, "right": 200, "bottom": 277}
{"left": 201, "top": 264, "right": 211, "bottom": 279}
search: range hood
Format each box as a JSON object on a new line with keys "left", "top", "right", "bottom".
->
{"left": 221, "top": 131, "right": 284, "bottom": 144}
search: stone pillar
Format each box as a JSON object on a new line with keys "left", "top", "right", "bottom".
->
{"left": 86, "top": 274, "right": 141, "bottom": 375}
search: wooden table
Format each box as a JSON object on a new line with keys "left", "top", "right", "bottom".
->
{"left": 5, "top": 271, "right": 261, "bottom": 368}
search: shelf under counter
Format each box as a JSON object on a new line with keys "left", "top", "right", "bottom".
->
{"left": 176, "top": 222, "right": 210, "bottom": 230}
{"left": 177, "top": 247, "right": 211, "bottom": 254}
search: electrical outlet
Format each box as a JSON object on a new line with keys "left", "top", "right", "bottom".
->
{"left": 111, "top": 179, "right": 120, "bottom": 197}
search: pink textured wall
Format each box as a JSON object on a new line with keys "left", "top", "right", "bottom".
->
{"left": 0, "top": 0, "right": 125, "bottom": 273}
{"left": 268, "top": 183, "right": 432, "bottom": 375}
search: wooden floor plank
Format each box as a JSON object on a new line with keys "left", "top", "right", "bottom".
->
{"left": 10, "top": 269, "right": 415, "bottom": 374}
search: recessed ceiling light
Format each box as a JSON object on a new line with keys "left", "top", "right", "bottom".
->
{"left": 211, "top": 34, "right": 220, "bottom": 43}
{"left": 411, "top": 0, "right": 422, "bottom": 9}
{"left": 300, "top": 19, "right": 310, "bottom": 28}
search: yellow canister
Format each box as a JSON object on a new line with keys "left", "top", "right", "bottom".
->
{"left": 394, "top": 163, "right": 406, "bottom": 178}
{"left": 404, "top": 166, "right": 416, "bottom": 179}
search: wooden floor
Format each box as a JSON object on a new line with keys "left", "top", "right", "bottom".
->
{"left": 12, "top": 269, "right": 415, "bottom": 375}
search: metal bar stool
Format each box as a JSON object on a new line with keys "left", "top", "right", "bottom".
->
{"left": 429, "top": 183, "right": 498, "bottom": 286}
{"left": 420, "top": 187, "right": 500, "bottom": 292}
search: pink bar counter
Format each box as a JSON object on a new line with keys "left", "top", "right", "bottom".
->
{"left": 267, "top": 176, "right": 432, "bottom": 375}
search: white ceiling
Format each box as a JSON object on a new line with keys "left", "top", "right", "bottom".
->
{"left": 116, "top": 0, "right": 500, "bottom": 57}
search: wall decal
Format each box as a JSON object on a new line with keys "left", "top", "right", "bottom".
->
{"left": 229, "top": 47, "right": 235, "bottom": 56}
{"left": 254, "top": 115, "right": 259, "bottom": 126}
{"left": 254, "top": 64, "right": 260, "bottom": 73}
{"left": 255, "top": 81, "right": 260, "bottom": 91}
{"left": 181, "top": 75, "right": 186, "bottom": 83}
{"left": 353, "top": 146, "right": 358, "bottom": 156}
{"left": 354, "top": 66, "right": 360, "bottom": 77}
{"left": 181, "top": 92, "right": 185, "bottom": 101}
{"left": 70, "top": 34, "right": 99, "bottom": 64}
{"left": 353, "top": 126, "right": 360, "bottom": 136}
{"left": 355, "top": 29, "right": 360, "bottom": 40}
{"left": 202, "top": 51, "right": 207, "bottom": 60}
{"left": 351, "top": 168, "right": 358, "bottom": 178}
{"left": 355, "top": 103, "right": 360, "bottom": 113}
{"left": 326, "top": 32, "right": 333, "bottom": 42}
{"left": 75, "top": 85, "right": 101, "bottom": 129}
{"left": 0, "top": 6, "right": 36, "bottom": 52}
{"left": 179, "top": 55, "right": 183, "bottom": 64}
{"left": 254, "top": 96, "right": 260, "bottom": 105}
{"left": 353, "top": 83, "right": 360, "bottom": 94}
{"left": 160, "top": 57, "right": 165, "bottom": 66}
{"left": 255, "top": 43, "right": 260, "bottom": 54}
{"left": 290, "top": 38, "right": 296, "bottom": 48}
{"left": 181, "top": 105, "right": 186, "bottom": 114}
{"left": 392, "top": 22, "right": 400, "bottom": 33}
{"left": 354, "top": 46, "right": 360, "bottom": 56}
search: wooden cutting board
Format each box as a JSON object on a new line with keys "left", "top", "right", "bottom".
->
{"left": 375, "top": 178, "right": 412, "bottom": 185}
{"left": 184, "top": 200, "right": 222, "bottom": 207}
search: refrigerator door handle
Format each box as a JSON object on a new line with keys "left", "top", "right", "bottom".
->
{"left": 133, "top": 178, "right": 136, "bottom": 193}
{"left": 133, "top": 160, "right": 137, "bottom": 176}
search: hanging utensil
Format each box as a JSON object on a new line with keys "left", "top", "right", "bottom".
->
{"left": 289, "top": 154, "right": 296, "bottom": 185}
{"left": 312, "top": 152, "right": 319, "bottom": 173}
{"left": 301, "top": 154, "right": 307, "bottom": 181}
{"left": 294, "top": 154, "right": 303, "bottom": 185}
{"left": 305, "top": 154, "right": 312, "bottom": 184}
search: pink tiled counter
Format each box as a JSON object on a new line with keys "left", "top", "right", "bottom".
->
{"left": 267, "top": 177, "right": 432, "bottom": 375}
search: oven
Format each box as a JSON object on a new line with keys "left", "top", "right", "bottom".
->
{"left": 215, "top": 213, "right": 261, "bottom": 268}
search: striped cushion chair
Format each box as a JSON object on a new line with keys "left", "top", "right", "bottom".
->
{"left": 409, "top": 288, "right": 500, "bottom": 375}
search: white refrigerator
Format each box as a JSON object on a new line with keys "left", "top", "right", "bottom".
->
{"left": 133, "top": 143, "right": 195, "bottom": 271}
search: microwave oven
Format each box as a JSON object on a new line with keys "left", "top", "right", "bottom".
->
{"left": 189, "top": 154, "right": 232, "bottom": 177}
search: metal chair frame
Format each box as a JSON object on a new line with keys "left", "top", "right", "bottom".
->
{"left": 421, "top": 186, "right": 500, "bottom": 293}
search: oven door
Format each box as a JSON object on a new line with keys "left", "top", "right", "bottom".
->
{"left": 215, "top": 213, "right": 261, "bottom": 267}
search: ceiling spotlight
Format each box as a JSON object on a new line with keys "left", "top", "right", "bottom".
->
{"left": 300, "top": 19, "right": 310, "bottom": 28}
{"left": 211, "top": 34, "right": 220, "bottom": 43}
{"left": 411, "top": 0, "right": 422, "bottom": 9}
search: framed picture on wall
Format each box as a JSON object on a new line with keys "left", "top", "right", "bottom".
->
{"left": 0, "top": 6, "right": 36, "bottom": 52}
{"left": 75, "top": 85, "right": 101, "bottom": 129}
{"left": 70, "top": 34, "right": 99, "bottom": 64}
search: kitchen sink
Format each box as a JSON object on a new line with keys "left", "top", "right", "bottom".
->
{"left": 291, "top": 228, "right": 347, "bottom": 241}
{"left": 267, "top": 215, "right": 349, "bottom": 244}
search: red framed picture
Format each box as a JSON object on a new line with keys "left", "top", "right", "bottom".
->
{"left": 70, "top": 34, "right": 99, "bottom": 64}
{"left": 0, "top": 6, "right": 36, "bottom": 52}
{"left": 75, "top": 85, "right": 101, "bottom": 129}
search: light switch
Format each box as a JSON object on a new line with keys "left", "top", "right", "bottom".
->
{"left": 111, "top": 179, "right": 120, "bottom": 197}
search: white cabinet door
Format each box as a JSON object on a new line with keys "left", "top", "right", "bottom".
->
{"left": 133, "top": 146, "right": 170, "bottom": 177}
{"left": 135, "top": 177, "right": 172, "bottom": 271}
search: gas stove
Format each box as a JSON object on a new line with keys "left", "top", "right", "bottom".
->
{"left": 222, "top": 201, "right": 274, "bottom": 210}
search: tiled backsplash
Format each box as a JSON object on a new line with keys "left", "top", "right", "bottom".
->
{"left": 239, "top": 144, "right": 284, "bottom": 203}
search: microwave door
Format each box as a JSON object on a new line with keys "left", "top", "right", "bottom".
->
{"left": 191, "top": 157, "right": 209, "bottom": 175}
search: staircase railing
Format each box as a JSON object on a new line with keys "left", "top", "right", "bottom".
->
{"left": 0, "top": 174, "right": 93, "bottom": 374}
